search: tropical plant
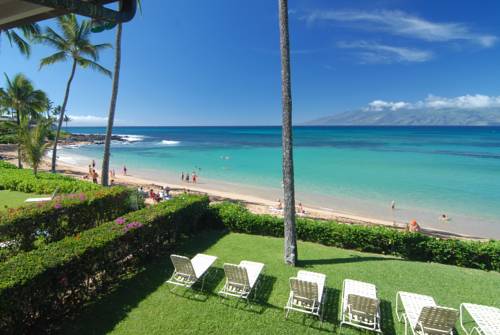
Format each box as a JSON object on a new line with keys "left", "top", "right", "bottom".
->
{"left": 0, "top": 73, "right": 48, "bottom": 168}
{"left": 1, "top": 24, "right": 40, "bottom": 57}
{"left": 278, "top": 0, "right": 298, "bottom": 266}
{"left": 38, "top": 14, "right": 112, "bottom": 173}
{"left": 63, "top": 114, "right": 71, "bottom": 128}
{"left": 101, "top": 1, "right": 141, "bottom": 186}
{"left": 18, "top": 118, "right": 50, "bottom": 176}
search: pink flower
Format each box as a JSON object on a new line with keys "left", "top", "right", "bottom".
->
{"left": 123, "top": 221, "right": 143, "bottom": 232}
{"left": 115, "top": 217, "right": 126, "bottom": 225}
{"left": 54, "top": 203, "right": 62, "bottom": 209}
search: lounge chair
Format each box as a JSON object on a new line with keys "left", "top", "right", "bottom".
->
{"left": 396, "top": 291, "right": 458, "bottom": 335}
{"left": 285, "top": 270, "right": 326, "bottom": 321}
{"left": 460, "top": 303, "right": 500, "bottom": 335}
{"left": 340, "top": 279, "right": 382, "bottom": 333}
{"left": 219, "top": 260, "right": 265, "bottom": 301}
{"left": 166, "top": 253, "right": 217, "bottom": 291}
{"left": 25, "top": 188, "right": 59, "bottom": 203}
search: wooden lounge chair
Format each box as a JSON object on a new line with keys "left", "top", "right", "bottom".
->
{"left": 285, "top": 270, "right": 326, "bottom": 321}
{"left": 460, "top": 303, "right": 500, "bottom": 335}
{"left": 166, "top": 253, "right": 217, "bottom": 292}
{"left": 396, "top": 291, "right": 458, "bottom": 335}
{"left": 25, "top": 187, "right": 59, "bottom": 203}
{"left": 219, "top": 260, "right": 265, "bottom": 301}
{"left": 340, "top": 279, "right": 382, "bottom": 333}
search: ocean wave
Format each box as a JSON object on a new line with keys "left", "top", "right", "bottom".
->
{"left": 116, "top": 134, "right": 146, "bottom": 142}
{"left": 160, "top": 140, "right": 180, "bottom": 145}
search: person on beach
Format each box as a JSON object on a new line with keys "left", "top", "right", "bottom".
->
{"left": 407, "top": 219, "right": 421, "bottom": 232}
{"left": 440, "top": 214, "right": 450, "bottom": 222}
{"left": 88, "top": 165, "right": 92, "bottom": 176}
{"left": 192, "top": 173, "right": 197, "bottom": 184}
{"left": 186, "top": 174, "right": 190, "bottom": 183}
{"left": 297, "top": 202, "right": 305, "bottom": 214}
{"left": 277, "top": 199, "right": 283, "bottom": 210}
{"left": 391, "top": 200, "right": 395, "bottom": 210}
{"left": 92, "top": 169, "right": 99, "bottom": 184}
{"left": 181, "top": 172, "right": 184, "bottom": 181}
{"left": 123, "top": 165, "right": 127, "bottom": 176}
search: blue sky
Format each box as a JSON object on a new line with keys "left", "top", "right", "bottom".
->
{"left": 2, "top": 0, "right": 500, "bottom": 126}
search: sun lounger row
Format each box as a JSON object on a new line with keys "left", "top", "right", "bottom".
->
{"left": 166, "top": 253, "right": 499, "bottom": 335}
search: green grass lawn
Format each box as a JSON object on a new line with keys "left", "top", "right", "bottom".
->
{"left": 0, "top": 190, "right": 39, "bottom": 211}
{"left": 60, "top": 232, "right": 500, "bottom": 335}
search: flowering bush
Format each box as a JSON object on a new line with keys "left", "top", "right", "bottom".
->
{"left": 0, "top": 187, "right": 134, "bottom": 253}
{"left": 0, "top": 195, "right": 209, "bottom": 333}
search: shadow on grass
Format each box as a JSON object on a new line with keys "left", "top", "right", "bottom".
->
{"left": 58, "top": 229, "right": 227, "bottom": 335}
{"left": 218, "top": 274, "right": 278, "bottom": 314}
{"left": 298, "top": 255, "right": 398, "bottom": 267}
{"left": 283, "top": 288, "right": 340, "bottom": 333}
{"left": 380, "top": 300, "right": 397, "bottom": 335}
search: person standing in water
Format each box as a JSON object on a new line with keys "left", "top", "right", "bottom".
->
{"left": 181, "top": 172, "right": 184, "bottom": 182}
{"left": 391, "top": 200, "right": 396, "bottom": 210}
{"left": 186, "top": 174, "right": 190, "bottom": 183}
{"left": 123, "top": 165, "right": 127, "bottom": 176}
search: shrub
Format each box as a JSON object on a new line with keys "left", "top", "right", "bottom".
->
{"left": 0, "top": 161, "right": 17, "bottom": 169}
{"left": 0, "top": 195, "right": 209, "bottom": 334}
{"left": 0, "top": 166, "right": 100, "bottom": 193}
{"left": 210, "top": 202, "right": 500, "bottom": 272}
{"left": 0, "top": 186, "right": 135, "bottom": 254}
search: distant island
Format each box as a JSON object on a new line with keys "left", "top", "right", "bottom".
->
{"left": 303, "top": 108, "right": 500, "bottom": 126}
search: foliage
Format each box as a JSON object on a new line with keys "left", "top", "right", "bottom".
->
{"left": 1, "top": 24, "right": 40, "bottom": 57}
{"left": 0, "top": 165, "right": 100, "bottom": 194}
{"left": 0, "top": 73, "right": 48, "bottom": 121}
{"left": 0, "top": 186, "right": 134, "bottom": 254}
{"left": 0, "top": 195, "right": 208, "bottom": 334}
{"left": 210, "top": 202, "right": 500, "bottom": 272}
{"left": 0, "top": 161, "right": 17, "bottom": 169}
{"left": 18, "top": 119, "right": 50, "bottom": 175}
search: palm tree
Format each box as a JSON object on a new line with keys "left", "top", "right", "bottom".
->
{"left": 278, "top": 0, "right": 298, "bottom": 266}
{"left": 101, "top": 1, "right": 141, "bottom": 186}
{"left": 0, "top": 73, "right": 48, "bottom": 168}
{"left": 1, "top": 24, "right": 40, "bottom": 57}
{"left": 63, "top": 114, "right": 71, "bottom": 128}
{"left": 18, "top": 118, "right": 50, "bottom": 176}
{"left": 38, "top": 14, "right": 112, "bottom": 173}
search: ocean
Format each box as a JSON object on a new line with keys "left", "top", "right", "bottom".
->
{"left": 59, "top": 126, "right": 500, "bottom": 239}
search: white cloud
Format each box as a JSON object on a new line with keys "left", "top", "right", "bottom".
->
{"left": 304, "top": 10, "right": 496, "bottom": 47}
{"left": 338, "top": 41, "right": 433, "bottom": 63}
{"left": 68, "top": 115, "right": 110, "bottom": 126}
{"left": 365, "top": 94, "right": 500, "bottom": 111}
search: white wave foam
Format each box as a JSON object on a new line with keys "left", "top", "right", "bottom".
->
{"left": 160, "top": 140, "right": 180, "bottom": 145}
{"left": 118, "top": 134, "right": 145, "bottom": 142}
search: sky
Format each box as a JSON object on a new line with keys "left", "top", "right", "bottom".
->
{"left": 2, "top": 0, "right": 500, "bottom": 126}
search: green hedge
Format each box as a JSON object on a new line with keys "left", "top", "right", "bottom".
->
{"left": 0, "top": 165, "right": 100, "bottom": 193}
{"left": 0, "top": 186, "right": 135, "bottom": 254}
{"left": 210, "top": 202, "right": 500, "bottom": 272}
{"left": 0, "top": 195, "right": 209, "bottom": 334}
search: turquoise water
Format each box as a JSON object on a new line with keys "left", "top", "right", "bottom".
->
{"left": 61, "top": 126, "right": 500, "bottom": 237}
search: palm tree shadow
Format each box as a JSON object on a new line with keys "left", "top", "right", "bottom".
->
{"left": 380, "top": 300, "right": 397, "bottom": 335}
{"left": 298, "top": 255, "right": 398, "bottom": 268}
{"left": 57, "top": 229, "right": 227, "bottom": 335}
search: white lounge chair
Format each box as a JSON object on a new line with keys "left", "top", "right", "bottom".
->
{"left": 166, "top": 253, "right": 217, "bottom": 291}
{"left": 460, "top": 303, "right": 500, "bottom": 335}
{"left": 219, "top": 260, "right": 265, "bottom": 301}
{"left": 25, "top": 188, "right": 58, "bottom": 203}
{"left": 285, "top": 270, "right": 326, "bottom": 321}
{"left": 396, "top": 291, "right": 458, "bottom": 335}
{"left": 340, "top": 279, "right": 382, "bottom": 333}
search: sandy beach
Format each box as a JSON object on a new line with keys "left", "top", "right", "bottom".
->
{"left": 1, "top": 143, "right": 491, "bottom": 241}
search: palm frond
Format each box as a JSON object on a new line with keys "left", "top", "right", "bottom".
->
{"left": 39, "top": 27, "right": 68, "bottom": 50}
{"left": 40, "top": 51, "right": 68, "bottom": 69}
{"left": 77, "top": 58, "right": 112, "bottom": 77}
{"left": 19, "top": 24, "right": 41, "bottom": 39}
{"left": 6, "top": 30, "right": 31, "bottom": 56}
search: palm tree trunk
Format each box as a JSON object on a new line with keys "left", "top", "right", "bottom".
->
{"left": 15, "top": 110, "right": 22, "bottom": 168}
{"left": 51, "top": 59, "right": 77, "bottom": 173}
{"left": 102, "top": 23, "right": 122, "bottom": 186}
{"left": 278, "top": 0, "right": 297, "bottom": 266}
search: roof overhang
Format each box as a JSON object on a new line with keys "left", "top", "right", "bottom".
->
{"left": 0, "top": 0, "right": 136, "bottom": 30}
